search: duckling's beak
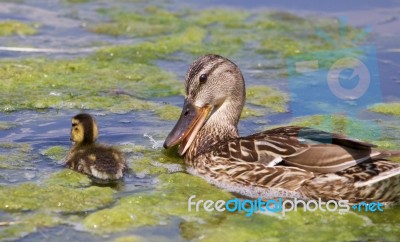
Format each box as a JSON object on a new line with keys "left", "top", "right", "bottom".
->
{"left": 163, "top": 99, "right": 212, "bottom": 155}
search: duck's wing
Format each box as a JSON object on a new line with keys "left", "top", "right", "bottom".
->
{"left": 211, "top": 126, "right": 389, "bottom": 173}
{"left": 191, "top": 153, "right": 314, "bottom": 196}
{"left": 270, "top": 126, "right": 376, "bottom": 149}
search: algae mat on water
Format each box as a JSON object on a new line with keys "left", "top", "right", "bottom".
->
{"left": 0, "top": 142, "right": 34, "bottom": 169}
{"left": 0, "top": 20, "right": 38, "bottom": 37}
{"left": 369, "top": 102, "right": 400, "bottom": 117}
{"left": 1, "top": 1, "right": 400, "bottom": 241}
{"left": 0, "top": 4, "right": 366, "bottom": 119}
{"left": 1, "top": 142, "right": 400, "bottom": 241}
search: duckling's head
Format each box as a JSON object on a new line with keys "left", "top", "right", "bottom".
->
{"left": 164, "top": 54, "right": 245, "bottom": 155}
{"left": 70, "top": 113, "right": 99, "bottom": 145}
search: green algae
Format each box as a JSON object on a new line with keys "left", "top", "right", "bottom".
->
{"left": 129, "top": 156, "right": 167, "bottom": 175}
{"left": 83, "top": 170, "right": 400, "bottom": 240}
{"left": 83, "top": 198, "right": 161, "bottom": 232}
{"left": 42, "top": 146, "right": 69, "bottom": 161}
{"left": 83, "top": 172, "right": 232, "bottom": 233}
{"left": 95, "top": 26, "right": 207, "bottom": 64}
{"left": 374, "top": 140, "right": 399, "bottom": 150}
{"left": 45, "top": 170, "right": 92, "bottom": 188}
{"left": 240, "top": 85, "right": 290, "bottom": 119}
{"left": 259, "top": 31, "right": 333, "bottom": 58}
{"left": 66, "top": 0, "right": 91, "bottom": 3}
{"left": 0, "top": 121, "right": 16, "bottom": 130}
{"left": 256, "top": 12, "right": 365, "bottom": 58}
{"left": 90, "top": 6, "right": 184, "bottom": 37}
{"left": 129, "top": 146, "right": 183, "bottom": 175}
{"left": 0, "top": 142, "right": 31, "bottom": 151}
{"left": 240, "top": 106, "right": 264, "bottom": 119}
{"left": 0, "top": 21, "right": 38, "bottom": 36}
{"left": 285, "top": 114, "right": 400, "bottom": 152}
{"left": 246, "top": 86, "right": 288, "bottom": 113}
{"left": 0, "top": 212, "right": 59, "bottom": 241}
{"left": 0, "top": 59, "right": 178, "bottom": 99}
{"left": 181, "top": 208, "right": 400, "bottom": 242}
{"left": 0, "top": 3, "right": 398, "bottom": 241}
{"left": 0, "top": 58, "right": 181, "bottom": 117}
{"left": 369, "top": 103, "right": 400, "bottom": 117}
{"left": 287, "top": 114, "right": 381, "bottom": 141}
{"left": 0, "top": 142, "right": 34, "bottom": 169}
{"left": 0, "top": 7, "right": 366, "bottom": 116}
{"left": 392, "top": 156, "right": 400, "bottom": 163}
{"left": 90, "top": 7, "right": 250, "bottom": 38}
{"left": 114, "top": 236, "right": 142, "bottom": 242}
{"left": 290, "top": 115, "right": 374, "bottom": 136}
{"left": 239, "top": 85, "right": 290, "bottom": 120}
{"left": 180, "top": 9, "right": 251, "bottom": 56}
{"left": 0, "top": 183, "right": 114, "bottom": 212}
{"left": 255, "top": 13, "right": 363, "bottom": 59}
{"left": 153, "top": 104, "right": 181, "bottom": 121}
{"left": 370, "top": 120, "right": 400, "bottom": 150}
{"left": 89, "top": 6, "right": 363, "bottom": 60}
{"left": 189, "top": 8, "right": 250, "bottom": 28}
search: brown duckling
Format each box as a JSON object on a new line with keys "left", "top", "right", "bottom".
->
{"left": 65, "top": 113, "right": 126, "bottom": 181}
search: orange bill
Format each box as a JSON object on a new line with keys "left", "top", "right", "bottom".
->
{"left": 163, "top": 99, "right": 212, "bottom": 155}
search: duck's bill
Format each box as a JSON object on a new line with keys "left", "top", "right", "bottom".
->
{"left": 163, "top": 100, "right": 211, "bottom": 155}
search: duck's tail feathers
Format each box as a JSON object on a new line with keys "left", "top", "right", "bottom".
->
{"left": 350, "top": 160, "right": 400, "bottom": 202}
{"left": 354, "top": 163, "right": 400, "bottom": 188}
{"left": 376, "top": 150, "right": 400, "bottom": 158}
{"left": 301, "top": 160, "right": 400, "bottom": 203}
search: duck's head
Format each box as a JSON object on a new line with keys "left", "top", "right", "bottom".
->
{"left": 164, "top": 54, "right": 245, "bottom": 155}
{"left": 70, "top": 113, "right": 99, "bottom": 145}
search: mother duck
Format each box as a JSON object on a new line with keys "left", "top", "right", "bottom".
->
{"left": 163, "top": 54, "right": 400, "bottom": 203}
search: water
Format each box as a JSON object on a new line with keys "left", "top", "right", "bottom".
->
{"left": 0, "top": 0, "right": 399, "bottom": 241}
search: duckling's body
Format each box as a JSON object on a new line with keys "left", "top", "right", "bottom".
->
{"left": 65, "top": 113, "right": 126, "bottom": 181}
{"left": 164, "top": 54, "right": 400, "bottom": 203}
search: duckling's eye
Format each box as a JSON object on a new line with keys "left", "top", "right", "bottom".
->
{"left": 199, "top": 74, "right": 207, "bottom": 84}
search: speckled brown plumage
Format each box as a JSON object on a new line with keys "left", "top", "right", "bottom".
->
{"left": 164, "top": 54, "right": 400, "bottom": 203}
{"left": 65, "top": 113, "right": 126, "bottom": 181}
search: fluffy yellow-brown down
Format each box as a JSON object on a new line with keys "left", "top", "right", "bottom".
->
{"left": 65, "top": 113, "right": 126, "bottom": 181}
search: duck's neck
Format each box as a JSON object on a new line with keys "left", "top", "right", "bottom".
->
{"left": 185, "top": 96, "right": 244, "bottom": 161}
{"left": 72, "top": 141, "right": 94, "bottom": 149}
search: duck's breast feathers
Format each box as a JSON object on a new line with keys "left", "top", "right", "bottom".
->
{"left": 209, "top": 126, "right": 389, "bottom": 173}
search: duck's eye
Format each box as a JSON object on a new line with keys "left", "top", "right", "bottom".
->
{"left": 184, "top": 108, "right": 190, "bottom": 117}
{"left": 199, "top": 74, "right": 207, "bottom": 84}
